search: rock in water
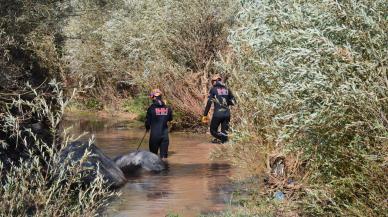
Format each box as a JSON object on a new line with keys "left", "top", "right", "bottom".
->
{"left": 114, "top": 151, "right": 166, "bottom": 174}
{"left": 60, "top": 141, "right": 126, "bottom": 188}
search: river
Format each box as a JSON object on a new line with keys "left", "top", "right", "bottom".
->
{"left": 65, "top": 115, "right": 236, "bottom": 217}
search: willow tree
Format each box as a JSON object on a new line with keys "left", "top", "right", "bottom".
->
{"left": 0, "top": 0, "right": 68, "bottom": 168}
{"left": 222, "top": 0, "right": 387, "bottom": 216}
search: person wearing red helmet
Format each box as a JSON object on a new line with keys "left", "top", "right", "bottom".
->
{"left": 145, "top": 89, "right": 173, "bottom": 159}
{"left": 202, "top": 74, "right": 235, "bottom": 143}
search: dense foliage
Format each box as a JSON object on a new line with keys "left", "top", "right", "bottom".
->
{"left": 222, "top": 0, "right": 387, "bottom": 216}
{"left": 63, "top": 0, "right": 237, "bottom": 125}
{"left": 0, "top": 83, "right": 116, "bottom": 216}
{"left": 0, "top": 1, "right": 116, "bottom": 215}
{"left": 0, "top": 0, "right": 67, "bottom": 172}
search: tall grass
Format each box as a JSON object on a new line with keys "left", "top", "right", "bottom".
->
{"left": 0, "top": 81, "right": 117, "bottom": 216}
{"left": 218, "top": 0, "right": 387, "bottom": 216}
{"left": 0, "top": 140, "right": 117, "bottom": 217}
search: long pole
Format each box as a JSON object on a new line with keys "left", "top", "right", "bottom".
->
{"left": 136, "top": 130, "right": 148, "bottom": 152}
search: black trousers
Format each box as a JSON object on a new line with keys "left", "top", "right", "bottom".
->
{"left": 149, "top": 130, "right": 169, "bottom": 158}
{"left": 210, "top": 115, "right": 230, "bottom": 142}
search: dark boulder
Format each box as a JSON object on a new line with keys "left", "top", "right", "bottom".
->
{"left": 60, "top": 141, "right": 126, "bottom": 188}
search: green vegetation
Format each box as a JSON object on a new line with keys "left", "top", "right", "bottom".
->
{"left": 0, "top": 137, "right": 117, "bottom": 216}
{"left": 0, "top": 0, "right": 118, "bottom": 215}
{"left": 0, "top": 82, "right": 117, "bottom": 216}
{"left": 63, "top": 0, "right": 238, "bottom": 125}
{"left": 166, "top": 212, "right": 181, "bottom": 217}
{"left": 1, "top": 0, "right": 65, "bottom": 176}
{"left": 122, "top": 95, "right": 150, "bottom": 121}
{"left": 84, "top": 98, "right": 104, "bottom": 110}
{"left": 1, "top": 0, "right": 386, "bottom": 216}
{"left": 218, "top": 0, "right": 387, "bottom": 216}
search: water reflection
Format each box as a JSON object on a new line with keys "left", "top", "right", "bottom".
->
{"left": 65, "top": 116, "right": 235, "bottom": 217}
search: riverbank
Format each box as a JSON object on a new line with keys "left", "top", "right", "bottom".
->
{"left": 65, "top": 96, "right": 208, "bottom": 133}
{"left": 65, "top": 107, "right": 139, "bottom": 122}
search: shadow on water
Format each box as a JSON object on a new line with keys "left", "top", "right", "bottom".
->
{"left": 64, "top": 115, "right": 236, "bottom": 217}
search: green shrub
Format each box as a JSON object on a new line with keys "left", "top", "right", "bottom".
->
{"left": 84, "top": 98, "right": 103, "bottom": 110}
{"left": 221, "top": 0, "right": 387, "bottom": 216}
{"left": 165, "top": 212, "right": 181, "bottom": 217}
{"left": 122, "top": 95, "right": 150, "bottom": 121}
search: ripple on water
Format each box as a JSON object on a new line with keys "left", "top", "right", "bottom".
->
{"left": 65, "top": 117, "right": 236, "bottom": 217}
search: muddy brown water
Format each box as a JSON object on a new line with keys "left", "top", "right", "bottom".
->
{"left": 65, "top": 116, "right": 236, "bottom": 217}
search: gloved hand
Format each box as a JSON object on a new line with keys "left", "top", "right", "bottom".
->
{"left": 201, "top": 116, "right": 209, "bottom": 124}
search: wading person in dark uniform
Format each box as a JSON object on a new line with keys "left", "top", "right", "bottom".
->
{"left": 145, "top": 89, "right": 173, "bottom": 159}
{"left": 202, "top": 75, "right": 235, "bottom": 143}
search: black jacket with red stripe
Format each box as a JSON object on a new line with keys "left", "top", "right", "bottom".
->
{"left": 145, "top": 98, "right": 173, "bottom": 134}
